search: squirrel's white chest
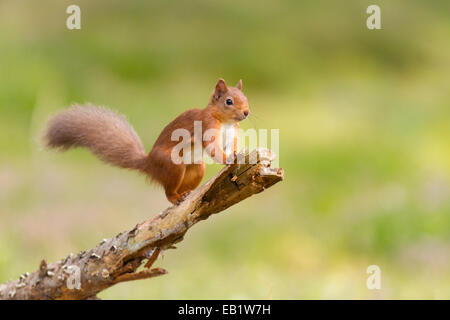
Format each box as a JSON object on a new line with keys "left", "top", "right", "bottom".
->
{"left": 220, "top": 123, "right": 235, "bottom": 156}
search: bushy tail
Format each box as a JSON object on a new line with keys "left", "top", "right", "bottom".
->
{"left": 44, "top": 105, "right": 148, "bottom": 171}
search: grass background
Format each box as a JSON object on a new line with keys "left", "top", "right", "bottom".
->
{"left": 0, "top": 0, "right": 449, "bottom": 299}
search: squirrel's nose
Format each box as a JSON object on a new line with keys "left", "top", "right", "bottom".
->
{"left": 243, "top": 111, "right": 249, "bottom": 118}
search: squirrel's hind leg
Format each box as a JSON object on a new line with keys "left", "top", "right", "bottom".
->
{"left": 163, "top": 164, "right": 186, "bottom": 204}
{"left": 169, "top": 162, "right": 205, "bottom": 204}
{"left": 177, "top": 162, "right": 205, "bottom": 196}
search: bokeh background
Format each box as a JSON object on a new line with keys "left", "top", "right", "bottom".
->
{"left": 1, "top": 0, "right": 449, "bottom": 299}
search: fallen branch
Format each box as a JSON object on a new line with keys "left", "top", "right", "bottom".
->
{"left": 0, "top": 148, "right": 283, "bottom": 300}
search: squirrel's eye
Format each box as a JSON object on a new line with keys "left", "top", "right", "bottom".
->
{"left": 225, "top": 99, "right": 233, "bottom": 106}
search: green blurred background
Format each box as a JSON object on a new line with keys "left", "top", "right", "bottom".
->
{"left": 1, "top": 0, "right": 449, "bottom": 299}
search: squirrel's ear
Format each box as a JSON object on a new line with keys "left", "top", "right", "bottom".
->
{"left": 236, "top": 79, "right": 243, "bottom": 90}
{"left": 213, "top": 79, "right": 228, "bottom": 100}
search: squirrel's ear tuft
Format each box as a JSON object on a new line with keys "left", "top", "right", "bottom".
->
{"left": 236, "top": 79, "right": 243, "bottom": 90}
{"left": 213, "top": 79, "right": 228, "bottom": 99}
{"left": 215, "top": 78, "right": 227, "bottom": 92}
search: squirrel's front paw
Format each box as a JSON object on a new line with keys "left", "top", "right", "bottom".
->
{"left": 225, "top": 151, "right": 238, "bottom": 165}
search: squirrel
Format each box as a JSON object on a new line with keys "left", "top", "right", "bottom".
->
{"left": 44, "top": 78, "right": 250, "bottom": 204}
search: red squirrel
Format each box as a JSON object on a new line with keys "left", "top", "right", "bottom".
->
{"left": 44, "top": 79, "right": 250, "bottom": 204}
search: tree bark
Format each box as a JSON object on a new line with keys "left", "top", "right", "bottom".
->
{"left": 0, "top": 148, "right": 283, "bottom": 300}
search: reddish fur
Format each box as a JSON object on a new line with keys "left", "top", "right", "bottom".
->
{"left": 44, "top": 79, "right": 250, "bottom": 204}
